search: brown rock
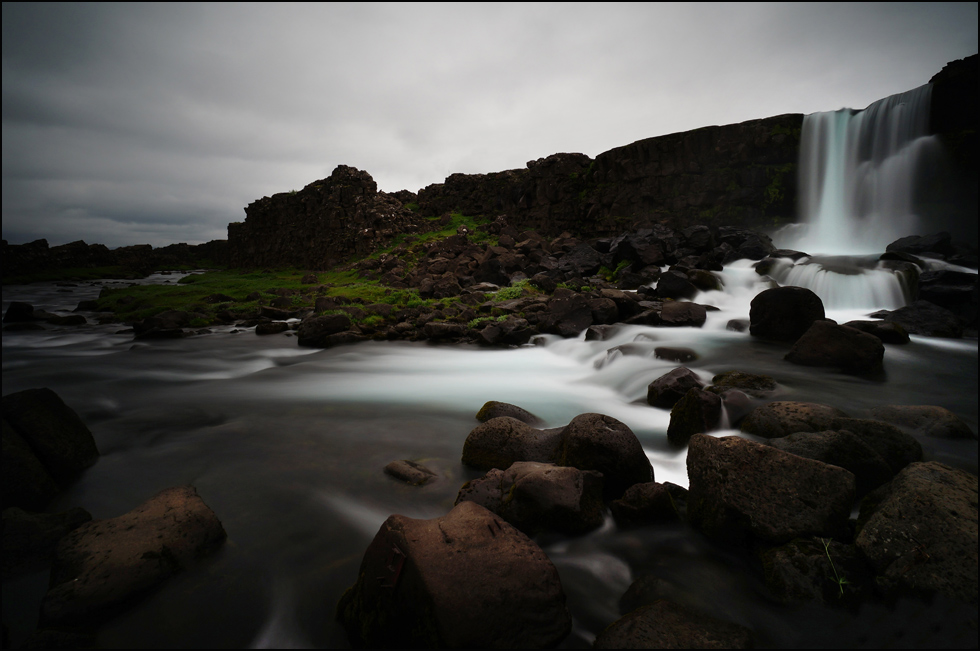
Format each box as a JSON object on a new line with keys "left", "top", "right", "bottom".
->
{"left": 785, "top": 320, "right": 885, "bottom": 375}
{"left": 555, "top": 413, "right": 653, "bottom": 499}
{"left": 740, "top": 401, "right": 849, "bottom": 439}
{"left": 667, "top": 388, "right": 722, "bottom": 447}
{"left": 475, "top": 401, "right": 543, "bottom": 426}
{"left": 383, "top": 460, "right": 437, "bottom": 486}
{"left": 647, "top": 367, "right": 705, "bottom": 409}
{"left": 336, "top": 501, "right": 571, "bottom": 648}
{"left": 461, "top": 417, "right": 562, "bottom": 470}
{"left": 594, "top": 600, "right": 752, "bottom": 649}
{"left": 749, "top": 286, "right": 825, "bottom": 342}
{"left": 869, "top": 404, "right": 975, "bottom": 439}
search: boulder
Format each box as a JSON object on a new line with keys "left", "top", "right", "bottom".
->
{"left": 475, "top": 401, "right": 544, "bottom": 426}
{"left": 539, "top": 291, "right": 594, "bottom": 337}
{"left": 3, "top": 301, "right": 36, "bottom": 322}
{"left": 830, "top": 418, "right": 923, "bottom": 474}
{"left": 609, "top": 482, "right": 681, "bottom": 528}
{"left": 296, "top": 313, "right": 353, "bottom": 347}
{"left": 687, "top": 434, "right": 855, "bottom": 545}
{"left": 647, "top": 367, "right": 705, "bottom": 409}
{"left": 878, "top": 300, "right": 963, "bottom": 338}
{"left": 784, "top": 320, "right": 885, "bottom": 375}
{"left": 740, "top": 401, "right": 848, "bottom": 439}
{"left": 455, "top": 462, "right": 605, "bottom": 535}
{"left": 2, "top": 418, "right": 61, "bottom": 510}
{"left": 336, "top": 501, "right": 571, "bottom": 648}
{"left": 842, "top": 320, "right": 910, "bottom": 344}
{"left": 41, "top": 486, "right": 226, "bottom": 627}
{"left": 654, "top": 347, "right": 698, "bottom": 362}
{"left": 421, "top": 322, "right": 466, "bottom": 340}
{"left": 554, "top": 413, "right": 653, "bottom": 499}
{"left": 659, "top": 301, "right": 707, "bottom": 327}
{"left": 594, "top": 600, "right": 753, "bottom": 649}
{"left": 749, "top": 286, "right": 825, "bottom": 342}
{"left": 868, "top": 405, "right": 975, "bottom": 440}
{"left": 383, "top": 460, "right": 437, "bottom": 486}
{"left": 856, "top": 462, "right": 977, "bottom": 603}
{"left": 760, "top": 538, "right": 875, "bottom": 606}
{"left": 655, "top": 271, "right": 698, "bottom": 300}
{"left": 461, "top": 417, "right": 562, "bottom": 470}
{"left": 767, "top": 430, "right": 893, "bottom": 497}
{"left": 1, "top": 388, "right": 99, "bottom": 486}
{"left": 667, "top": 388, "right": 722, "bottom": 447}
{"left": 710, "top": 370, "right": 777, "bottom": 397}
{"left": 254, "top": 321, "right": 289, "bottom": 335}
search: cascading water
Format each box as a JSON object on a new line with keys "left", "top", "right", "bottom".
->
{"left": 789, "top": 83, "right": 943, "bottom": 255}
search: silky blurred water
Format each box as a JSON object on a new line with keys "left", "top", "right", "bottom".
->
{"left": 2, "top": 264, "right": 977, "bottom": 648}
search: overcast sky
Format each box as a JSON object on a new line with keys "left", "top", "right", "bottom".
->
{"left": 2, "top": 3, "right": 977, "bottom": 248}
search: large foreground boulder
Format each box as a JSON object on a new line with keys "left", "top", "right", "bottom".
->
{"left": 40, "top": 486, "right": 227, "bottom": 627}
{"left": 455, "top": 462, "right": 605, "bottom": 535}
{"left": 749, "top": 286, "right": 825, "bottom": 342}
{"left": 856, "top": 462, "right": 978, "bottom": 604}
{"left": 687, "top": 434, "right": 855, "bottom": 545}
{"left": 336, "top": 500, "right": 571, "bottom": 648}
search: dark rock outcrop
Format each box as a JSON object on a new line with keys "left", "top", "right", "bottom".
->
{"left": 749, "top": 286, "right": 825, "bottom": 342}
{"left": 554, "top": 413, "right": 654, "bottom": 500}
{"left": 336, "top": 501, "right": 572, "bottom": 648}
{"left": 767, "top": 430, "right": 894, "bottom": 497}
{"left": 740, "top": 401, "right": 849, "bottom": 439}
{"left": 647, "top": 367, "right": 705, "bottom": 409}
{"left": 608, "top": 482, "right": 681, "bottom": 529}
{"left": 594, "top": 600, "right": 753, "bottom": 649}
{"left": 784, "top": 320, "right": 885, "bottom": 375}
{"left": 667, "top": 387, "right": 722, "bottom": 447}
{"left": 461, "top": 417, "right": 563, "bottom": 470}
{"left": 868, "top": 405, "right": 976, "bottom": 440}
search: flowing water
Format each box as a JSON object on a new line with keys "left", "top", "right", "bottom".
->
{"left": 3, "top": 85, "right": 978, "bottom": 648}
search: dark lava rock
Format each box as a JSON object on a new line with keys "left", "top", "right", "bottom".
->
{"left": 554, "top": 413, "right": 653, "bottom": 500}
{"left": 886, "top": 232, "right": 956, "bottom": 257}
{"left": 878, "top": 300, "right": 963, "bottom": 338}
{"left": 659, "top": 301, "right": 707, "bottom": 327}
{"left": 856, "top": 462, "right": 978, "bottom": 604}
{"left": 336, "top": 501, "right": 571, "bottom": 648}
{"left": 594, "top": 599, "right": 753, "bottom": 649}
{"left": 667, "top": 388, "right": 722, "bottom": 447}
{"left": 768, "top": 430, "right": 893, "bottom": 497}
{"left": 475, "top": 401, "right": 544, "bottom": 426}
{"left": 710, "top": 370, "right": 777, "bottom": 397}
{"left": 648, "top": 367, "right": 706, "bottom": 409}
{"left": 868, "top": 405, "right": 975, "bottom": 440}
{"left": 609, "top": 482, "right": 681, "bottom": 528}
{"left": 41, "top": 486, "right": 226, "bottom": 627}
{"left": 455, "top": 462, "right": 605, "bottom": 536}
{"left": 3, "top": 302, "right": 36, "bottom": 322}
{"left": 461, "top": 417, "right": 562, "bottom": 470}
{"left": 2, "top": 506, "right": 92, "bottom": 580}
{"left": 842, "top": 320, "right": 911, "bottom": 344}
{"left": 656, "top": 271, "right": 698, "bottom": 300}
{"left": 539, "top": 291, "right": 594, "bottom": 337}
{"left": 785, "top": 320, "right": 885, "bottom": 375}
{"left": 760, "top": 537, "right": 875, "bottom": 606}
{"left": 830, "top": 418, "right": 923, "bottom": 474}
{"left": 421, "top": 321, "right": 466, "bottom": 340}
{"left": 2, "top": 388, "right": 99, "bottom": 487}
{"left": 687, "top": 434, "right": 855, "bottom": 545}
{"left": 383, "top": 460, "right": 437, "bottom": 486}
{"left": 740, "top": 401, "right": 849, "bottom": 439}
{"left": 296, "top": 313, "right": 353, "bottom": 347}
{"left": 2, "top": 418, "right": 61, "bottom": 511}
{"left": 749, "top": 286, "right": 825, "bottom": 342}
{"left": 654, "top": 346, "right": 698, "bottom": 362}
{"left": 255, "top": 321, "right": 290, "bottom": 335}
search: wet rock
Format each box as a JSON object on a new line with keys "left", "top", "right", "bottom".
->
{"left": 726, "top": 318, "right": 749, "bottom": 332}
{"left": 1, "top": 388, "right": 99, "bottom": 487}
{"left": 667, "top": 388, "right": 722, "bottom": 447}
{"left": 768, "top": 430, "right": 893, "bottom": 497}
{"left": 475, "top": 401, "right": 543, "bottom": 426}
{"left": 886, "top": 232, "right": 956, "bottom": 257}
{"left": 2, "top": 506, "right": 92, "bottom": 581}
{"left": 655, "top": 271, "right": 698, "bottom": 300}
{"left": 455, "top": 462, "right": 605, "bottom": 536}
{"left": 842, "top": 320, "right": 910, "bottom": 344}
{"left": 659, "top": 301, "right": 708, "bottom": 327}
{"left": 557, "top": 242, "right": 603, "bottom": 277}
{"left": 296, "top": 313, "right": 353, "bottom": 347}
{"left": 384, "top": 460, "right": 437, "bottom": 486}
{"left": 2, "top": 418, "right": 61, "bottom": 510}
{"left": 584, "top": 324, "right": 619, "bottom": 341}
{"left": 654, "top": 347, "right": 698, "bottom": 362}
{"left": 609, "top": 482, "right": 681, "bottom": 528}
{"left": 749, "top": 286, "right": 825, "bottom": 342}
{"left": 421, "top": 321, "right": 466, "bottom": 340}
{"left": 760, "top": 538, "right": 875, "bottom": 606}
{"left": 710, "top": 370, "right": 777, "bottom": 397}
{"left": 868, "top": 405, "right": 975, "bottom": 439}
{"left": 477, "top": 317, "right": 535, "bottom": 346}
{"left": 877, "top": 300, "right": 963, "bottom": 338}
{"left": 539, "top": 290, "right": 593, "bottom": 337}
{"left": 740, "top": 401, "right": 849, "bottom": 439}
{"left": 255, "top": 321, "right": 289, "bottom": 335}
{"left": 594, "top": 600, "right": 753, "bottom": 649}
{"left": 461, "top": 417, "right": 562, "bottom": 470}
{"left": 336, "top": 501, "right": 571, "bottom": 648}
{"left": 3, "top": 302, "right": 36, "bottom": 322}
{"left": 647, "top": 367, "right": 705, "bottom": 409}
{"left": 41, "top": 486, "right": 227, "bottom": 627}
{"left": 785, "top": 320, "right": 885, "bottom": 375}
{"left": 554, "top": 413, "right": 653, "bottom": 499}
{"left": 830, "top": 418, "right": 923, "bottom": 474}
{"left": 856, "top": 462, "right": 977, "bottom": 603}
{"left": 687, "top": 434, "right": 855, "bottom": 545}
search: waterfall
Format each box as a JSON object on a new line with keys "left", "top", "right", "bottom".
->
{"left": 789, "top": 84, "right": 944, "bottom": 255}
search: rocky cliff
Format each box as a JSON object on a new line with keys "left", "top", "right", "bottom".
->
{"left": 226, "top": 165, "right": 428, "bottom": 269}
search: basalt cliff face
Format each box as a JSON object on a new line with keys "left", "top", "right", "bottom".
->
{"left": 225, "top": 56, "right": 975, "bottom": 270}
